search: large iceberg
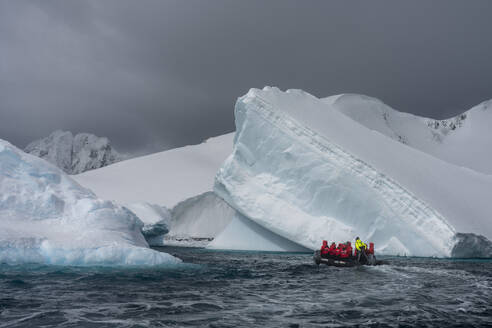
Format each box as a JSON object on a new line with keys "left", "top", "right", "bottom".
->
{"left": 214, "top": 87, "right": 492, "bottom": 257}
{"left": 0, "top": 140, "right": 180, "bottom": 266}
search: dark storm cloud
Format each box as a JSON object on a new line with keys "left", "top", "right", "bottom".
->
{"left": 1, "top": 0, "right": 492, "bottom": 154}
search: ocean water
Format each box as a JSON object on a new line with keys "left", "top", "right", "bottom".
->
{"left": 1, "top": 247, "right": 491, "bottom": 327}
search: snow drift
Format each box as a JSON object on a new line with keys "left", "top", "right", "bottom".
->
{"left": 74, "top": 134, "right": 234, "bottom": 207}
{"left": 0, "top": 140, "right": 180, "bottom": 266}
{"left": 214, "top": 87, "right": 492, "bottom": 257}
{"left": 25, "top": 130, "right": 123, "bottom": 174}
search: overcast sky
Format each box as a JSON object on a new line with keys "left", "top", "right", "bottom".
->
{"left": 1, "top": 0, "right": 491, "bottom": 154}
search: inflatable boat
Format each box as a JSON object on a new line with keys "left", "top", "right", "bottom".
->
{"left": 314, "top": 240, "right": 385, "bottom": 267}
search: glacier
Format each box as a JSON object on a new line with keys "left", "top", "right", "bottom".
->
{"left": 214, "top": 87, "right": 492, "bottom": 257}
{"left": 0, "top": 139, "right": 181, "bottom": 266}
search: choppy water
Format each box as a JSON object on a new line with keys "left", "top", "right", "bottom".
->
{"left": 1, "top": 247, "right": 491, "bottom": 327}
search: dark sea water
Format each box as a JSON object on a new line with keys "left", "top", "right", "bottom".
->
{"left": 1, "top": 247, "right": 491, "bottom": 327}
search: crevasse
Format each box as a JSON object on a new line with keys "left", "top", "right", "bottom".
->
{"left": 214, "top": 88, "right": 457, "bottom": 257}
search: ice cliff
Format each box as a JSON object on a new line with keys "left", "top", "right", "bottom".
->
{"left": 0, "top": 139, "right": 180, "bottom": 266}
{"left": 214, "top": 87, "right": 492, "bottom": 257}
{"left": 25, "top": 130, "right": 123, "bottom": 174}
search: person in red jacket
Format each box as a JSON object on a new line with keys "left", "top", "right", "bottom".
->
{"left": 327, "top": 242, "right": 337, "bottom": 257}
{"left": 340, "top": 242, "right": 350, "bottom": 258}
{"left": 335, "top": 243, "right": 344, "bottom": 258}
{"left": 320, "top": 240, "right": 329, "bottom": 257}
{"left": 345, "top": 241, "right": 353, "bottom": 258}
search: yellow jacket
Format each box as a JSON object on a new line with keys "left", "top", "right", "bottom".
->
{"left": 355, "top": 239, "right": 367, "bottom": 251}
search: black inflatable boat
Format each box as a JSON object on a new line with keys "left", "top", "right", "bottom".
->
{"left": 313, "top": 249, "right": 384, "bottom": 267}
{"left": 314, "top": 240, "right": 386, "bottom": 267}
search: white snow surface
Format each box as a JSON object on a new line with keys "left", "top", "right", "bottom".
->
{"left": 74, "top": 134, "right": 234, "bottom": 207}
{"left": 0, "top": 140, "right": 180, "bottom": 266}
{"left": 214, "top": 87, "right": 492, "bottom": 257}
{"left": 323, "top": 94, "right": 492, "bottom": 174}
{"left": 25, "top": 130, "right": 123, "bottom": 175}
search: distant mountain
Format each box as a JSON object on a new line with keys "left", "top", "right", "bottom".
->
{"left": 24, "top": 130, "right": 123, "bottom": 174}
{"left": 322, "top": 94, "right": 492, "bottom": 174}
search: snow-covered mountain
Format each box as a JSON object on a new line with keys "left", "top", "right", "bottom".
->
{"left": 323, "top": 94, "right": 492, "bottom": 174}
{"left": 0, "top": 139, "right": 180, "bottom": 266}
{"left": 24, "top": 130, "right": 123, "bottom": 174}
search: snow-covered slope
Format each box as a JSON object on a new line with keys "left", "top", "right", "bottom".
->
{"left": 74, "top": 133, "right": 234, "bottom": 207}
{"left": 214, "top": 87, "right": 492, "bottom": 257}
{"left": 25, "top": 130, "right": 123, "bottom": 174}
{"left": 323, "top": 94, "right": 492, "bottom": 174}
{"left": 0, "top": 139, "right": 180, "bottom": 266}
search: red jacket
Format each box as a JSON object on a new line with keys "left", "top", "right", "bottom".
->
{"left": 320, "top": 240, "right": 329, "bottom": 256}
{"left": 328, "top": 243, "right": 337, "bottom": 255}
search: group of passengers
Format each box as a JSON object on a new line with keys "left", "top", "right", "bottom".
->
{"left": 320, "top": 237, "right": 368, "bottom": 261}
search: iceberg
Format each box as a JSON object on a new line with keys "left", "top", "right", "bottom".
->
{"left": 159, "top": 192, "right": 234, "bottom": 247}
{"left": 0, "top": 140, "right": 180, "bottom": 266}
{"left": 214, "top": 87, "right": 492, "bottom": 257}
{"left": 124, "top": 202, "right": 171, "bottom": 243}
{"left": 208, "top": 212, "right": 310, "bottom": 252}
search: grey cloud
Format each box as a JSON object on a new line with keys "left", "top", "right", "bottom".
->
{"left": 1, "top": 0, "right": 491, "bottom": 154}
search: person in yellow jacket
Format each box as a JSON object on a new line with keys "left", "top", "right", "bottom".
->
{"left": 355, "top": 237, "right": 367, "bottom": 262}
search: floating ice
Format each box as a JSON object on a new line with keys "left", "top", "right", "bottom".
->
{"left": 209, "top": 212, "right": 310, "bottom": 252}
{"left": 153, "top": 192, "right": 235, "bottom": 247}
{"left": 214, "top": 87, "right": 492, "bottom": 257}
{"left": 0, "top": 140, "right": 180, "bottom": 266}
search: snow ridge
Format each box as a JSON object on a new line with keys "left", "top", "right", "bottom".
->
{"left": 324, "top": 94, "right": 492, "bottom": 174}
